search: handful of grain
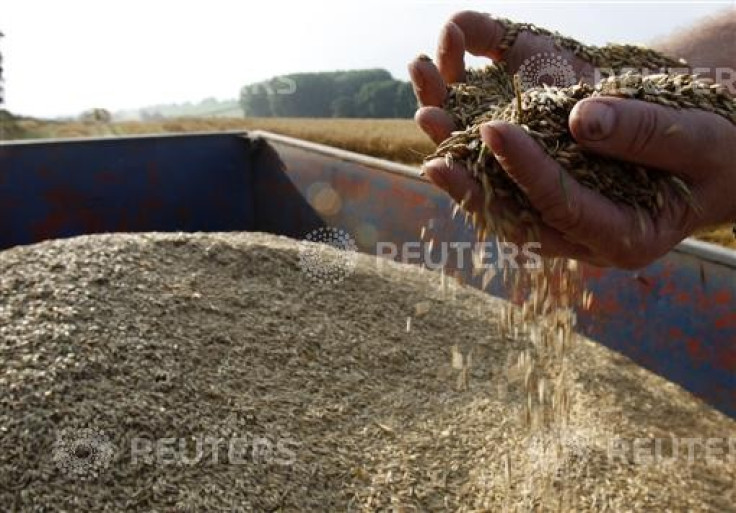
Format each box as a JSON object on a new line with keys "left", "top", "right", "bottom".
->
{"left": 428, "top": 18, "right": 736, "bottom": 240}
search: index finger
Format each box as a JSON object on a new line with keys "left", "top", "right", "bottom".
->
{"left": 408, "top": 56, "right": 447, "bottom": 107}
{"left": 446, "top": 11, "right": 506, "bottom": 61}
{"left": 436, "top": 13, "right": 506, "bottom": 86}
{"left": 441, "top": 11, "right": 595, "bottom": 85}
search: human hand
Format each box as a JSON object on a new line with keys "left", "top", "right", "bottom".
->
{"left": 409, "top": 11, "right": 736, "bottom": 269}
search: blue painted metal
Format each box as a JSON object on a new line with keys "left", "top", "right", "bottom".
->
{"left": 1, "top": 130, "right": 734, "bottom": 418}
{"left": 0, "top": 132, "right": 255, "bottom": 248}
{"left": 580, "top": 253, "right": 736, "bottom": 413}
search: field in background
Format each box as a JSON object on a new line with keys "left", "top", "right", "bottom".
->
{"left": 8, "top": 116, "right": 735, "bottom": 250}
{"left": 14, "top": 117, "right": 434, "bottom": 165}
{"left": 695, "top": 226, "right": 735, "bottom": 249}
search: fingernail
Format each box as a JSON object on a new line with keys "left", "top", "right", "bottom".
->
{"left": 481, "top": 123, "right": 504, "bottom": 156}
{"left": 409, "top": 62, "right": 425, "bottom": 91}
{"left": 438, "top": 29, "right": 450, "bottom": 57}
{"left": 438, "top": 22, "right": 458, "bottom": 57}
{"left": 420, "top": 120, "right": 442, "bottom": 143}
{"left": 424, "top": 165, "right": 449, "bottom": 191}
{"left": 576, "top": 100, "right": 615, "bottom": 141}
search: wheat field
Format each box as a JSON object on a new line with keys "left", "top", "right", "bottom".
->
{"left": 15, "top": 117, "right": 435, "bottom": 165}
{"left": 9, "top": 116, "right": 735, "bottom": 249}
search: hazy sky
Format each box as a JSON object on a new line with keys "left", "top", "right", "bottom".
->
{"left": 2, "top": 0, "right": 733, "bottom": 117}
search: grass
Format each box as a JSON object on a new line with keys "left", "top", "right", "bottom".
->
{"left": 13, "top": 117, "right": 435, "bottom": 165}
{"left": 5, "top": 116, "right": 735, "bottom": 250}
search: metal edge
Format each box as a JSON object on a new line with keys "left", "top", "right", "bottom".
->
{"left": 4, "top": 128, "right": 735, "bottom": 268}
{"left": 247, "top": 130, "right": 425, "bottom": 181}
{"left": 0, "top": 129, "right": 250, "bottom": 146}
{"left": 674, "top": 238, "right": 736, "bottom": 269}
{"left": 249, "top": 130, "right": 736, "bottom": 270}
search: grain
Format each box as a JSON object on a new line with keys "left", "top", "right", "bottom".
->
{"left": 425, "top": 28, "right": 736, "bottom": 468}
{"left": 493, "top": 16, "right": 686, "bottom": 70}
{"left": 1, "top": 232, "right": 734, "bottom": 511}
{"left": 423, "top": 20, "right": 735, "bottom": 510}
{"left": 428, "top": 19, "right": 736, "bottom": 241}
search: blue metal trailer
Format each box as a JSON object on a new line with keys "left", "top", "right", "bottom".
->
{"left": 1, "top": 130, "right": 734, "bottom": 418}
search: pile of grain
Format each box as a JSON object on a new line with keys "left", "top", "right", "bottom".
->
{"left": 1, "top": 232, "right": 734, "bottom": 511}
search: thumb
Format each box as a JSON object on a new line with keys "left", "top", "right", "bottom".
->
{"left": 569, "top": 97, "right": 733, "bottom": 181}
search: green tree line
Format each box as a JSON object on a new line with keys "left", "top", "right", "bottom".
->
{"left": 239, "top": 69, "right": 417, "bottom": 118}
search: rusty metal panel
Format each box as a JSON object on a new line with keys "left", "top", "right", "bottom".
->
{"left": 0, "top": 132, "right": 255, "bottom": 250}
{"left": 251, "top": 131, "right": 736, "bottom": 419}
{"left": 580, "top": 250, "right": 736, "bottom": 413}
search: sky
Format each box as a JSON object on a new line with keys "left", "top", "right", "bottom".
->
{"left": 2, "top": 0, "right": 734, "bottom": 117}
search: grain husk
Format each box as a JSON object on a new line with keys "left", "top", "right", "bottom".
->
{"left": 1, "top": 232, "right": 735, "bottom": 511}
{"left": 428, "top": 19, "right": 736, "bottom": 241}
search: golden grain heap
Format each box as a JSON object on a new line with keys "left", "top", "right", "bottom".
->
{"left": 2, "top": 232, "right": 736, "bottom": 512}
{"left": 428, "top": 17, "right": 736, "bottom": 240}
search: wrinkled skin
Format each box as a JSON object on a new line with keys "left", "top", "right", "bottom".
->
{"left": 409, "top": 11, "right": 736, "bottom": 269}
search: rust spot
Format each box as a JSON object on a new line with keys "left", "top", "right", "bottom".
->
{"left": 32, "top": 213, "right": 68, "bottom": 241}
{"left": 714, "top": 342, "right": 736, "bottom": 371}
{"left": 669, "top": 327, "right": 684, "bottom": 339}
{"left": 713, "top": 290, "right": 733, "bottom": 306}
{"left": 685, "top": 338, "right": 708, "bottom": 363}
{"left": 674, "top": 291, "right": 691, "bottom": 305}
{"left": 582, "top": 265, "right": 605, "bottom": 279}
{"left": 714, "top": 312, "right": 736, "bottom": 330}
{"left": 592, "top": 295, "right": 624, "bottom": 315}
{"left": 95, "top": 170, "right": 122, "bottom": 184}
{"left": 660, "top": 280, "right": 677, "bottom": 296}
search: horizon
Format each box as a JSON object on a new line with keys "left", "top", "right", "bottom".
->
{"left": 2, "top": 0, "right": 733, "bottom": 118}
